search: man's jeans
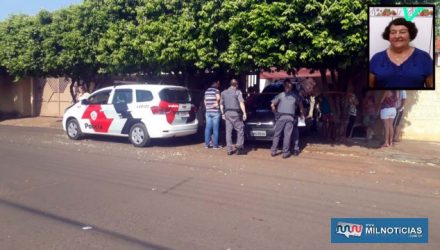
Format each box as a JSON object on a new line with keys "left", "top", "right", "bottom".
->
{"left": 205, "top": 112, "right": 221, "bottom": 147}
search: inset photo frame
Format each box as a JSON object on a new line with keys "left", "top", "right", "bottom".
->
{"left": 368, "top": 5, "right": 435, "bottom": 90}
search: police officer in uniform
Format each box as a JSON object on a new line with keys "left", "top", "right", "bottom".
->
{"left": 271, "top": 79, "right": 304, "bottom": 159}
{"left": 220, "top": 79, "right": 247, "bottom": 155}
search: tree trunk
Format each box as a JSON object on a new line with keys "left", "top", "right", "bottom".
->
{"left": 330, "top": 68, "right": 338, "bottom": 90}
{"left": 255, "top": 69, "right": 261, "bottom": 93}
{"left": 184, "top": 72, "right": 189, "bottom": 88}
{"left": 69, "top": 78, "right": 77, "bottom": 103}
{"left": 319, "top": 67, "right": 328, "bottom": 92}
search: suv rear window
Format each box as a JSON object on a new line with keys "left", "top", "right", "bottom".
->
{"left": 262, "top": 84, "right": 284, "bottom": 93}
{"left": 250, "top": 93, "right": 278, "bottom": 109}
{"left": 159, "top": 88, "right": 191, "bottom": 103}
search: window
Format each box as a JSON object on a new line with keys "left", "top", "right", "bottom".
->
{"left": 112, "top": 89, "right": 133, "bottom": 104}
{"left": 88, "top": 90, "right": 111, "bottom": 105}
{"left": 136, "top": 90, "right": 153, "bottom": 102}
{"left": 159, "top": 88, "right": 191, "bottom": 103}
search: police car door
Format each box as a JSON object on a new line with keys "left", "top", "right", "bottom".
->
{"left": 81, "top": 90, "right": 113, "bottom": 134}
{"left": 108, "top": 89, "right": 135, "bottom": 134}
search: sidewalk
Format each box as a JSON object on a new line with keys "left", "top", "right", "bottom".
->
{"left": 0, "top": 116, "right": 62, "bottom": 129}
{"left": 305, "top": 140, "right": 440, "bottom": 168}
{"left": 1, "top": 116, "right": 439, "bottom": 168}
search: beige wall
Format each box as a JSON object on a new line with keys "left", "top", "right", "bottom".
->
{"left": 0, "top": 77, "right": 32, "bottom": 117}
{"left": 401, "top": 72, "right": 440, "bottom": 141}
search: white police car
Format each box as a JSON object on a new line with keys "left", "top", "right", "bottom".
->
{"left": 63, "top": 84, "right": 198, "bottom": 147}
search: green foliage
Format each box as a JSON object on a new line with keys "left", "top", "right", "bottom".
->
{"left": 221, "top": 0, "right": 377, "bottom": 72}
{"left": 0, "top": 0, "right": 395, "bottom": 82}
{"left": 0, "top": 14, "right": 45, "bottom": 79}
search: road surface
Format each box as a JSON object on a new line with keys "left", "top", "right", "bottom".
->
{"left": 0, "top": 125, "right": 439, "bottom": 249}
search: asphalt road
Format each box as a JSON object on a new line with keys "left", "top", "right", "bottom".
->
{"left": 0, "top": 125, "right": 439, "bottom": 250}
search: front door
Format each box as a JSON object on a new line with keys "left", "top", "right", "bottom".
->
{"left": 81, "top": 90, "right": 113, "bottom": 134}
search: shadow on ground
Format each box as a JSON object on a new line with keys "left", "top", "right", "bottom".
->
{"left": 83, "top": 130, "right": 205, "bottom": 147}
{"left": 0, "top": 198, "right": 170, "bottom": 250}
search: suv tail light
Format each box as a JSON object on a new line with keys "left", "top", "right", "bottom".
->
{"left": 151, "top": 101, "right": 179, "bottom": 124}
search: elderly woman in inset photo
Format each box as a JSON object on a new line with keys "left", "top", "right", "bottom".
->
{"left": 369, "top": 18, "right": 433, "bottom": 89}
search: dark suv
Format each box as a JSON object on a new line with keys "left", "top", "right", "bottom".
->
{"left": 245, "top": 82, "right": 310, "bottom": 141}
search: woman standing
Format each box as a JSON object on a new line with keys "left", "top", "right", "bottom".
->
{"left": 77, "top": 85, "right": 90, "bottom": 101}
{"left": 378, "top": 91, "right": 398, "bottom": 147}
{"left": 345, "top": 86, "right": 358, "bottom": 138}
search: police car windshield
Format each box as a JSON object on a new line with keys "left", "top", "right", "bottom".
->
{"left": 159, "top": 88, "right": 191, "bottom": 103}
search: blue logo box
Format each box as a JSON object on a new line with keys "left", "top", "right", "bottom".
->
{"left": 331, "top": 218, "right": 428, "bottom": 243}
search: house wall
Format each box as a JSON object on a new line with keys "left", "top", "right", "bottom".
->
{"left": 400, "top": 77, "right": 440, "bottom": 141}
{"left": 0, "top": 77, "right": 32, "bottom": 117}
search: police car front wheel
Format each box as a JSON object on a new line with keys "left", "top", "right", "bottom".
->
{"left": 66, "top": 119, "right": 83, "bottom": 140}
{"left": 129, "top": 123, "right": 151, "bottom": 147}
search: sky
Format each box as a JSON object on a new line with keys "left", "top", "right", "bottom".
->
{"left": 0, "top": 0, "right": 83, "bottom": 20}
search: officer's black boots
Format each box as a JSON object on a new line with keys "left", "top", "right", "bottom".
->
{"left": 236, "top": 148, "right": 245, "bottom": 155}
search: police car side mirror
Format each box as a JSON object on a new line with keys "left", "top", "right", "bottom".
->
{"left": 80, "top": 99, "right": 90, "bottom": 105}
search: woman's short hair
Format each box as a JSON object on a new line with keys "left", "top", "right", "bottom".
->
{"left": 382, "top": 17, "right": 418, "bottom": 41}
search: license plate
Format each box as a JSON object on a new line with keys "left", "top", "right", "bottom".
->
{"left": 251, "top": 130, "right": 266, "bottom": 137}
{"left": 179, "top": 104, "right": 191, "bottom": 112}
{"left": 178, "top": 112, "right": 190, "bottom": 118}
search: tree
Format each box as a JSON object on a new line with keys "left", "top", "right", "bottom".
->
{"left": 0, "top": 0, "right": 389, "bottom": 94}
{"left": 219, "top": 0, "right": 377, "bottom": 90}
{"left": 0, "top": 14, "right": 45, "bottom": 80}
{"left": 135, "top": 0, "right": 204, "bottom": 83}
{"left": 96, "top": 0, "right": 146, "bottom": 75}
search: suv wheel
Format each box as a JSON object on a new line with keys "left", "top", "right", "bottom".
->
{"left": 129, "top": 123, "right": 151, "bottom": 147}
{"left": 66, "top": 118, "right": 83, "bottom": 140}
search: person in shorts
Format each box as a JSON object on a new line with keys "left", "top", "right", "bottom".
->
{"left": 378, "top": 91, "right": 398, "bottom": 147}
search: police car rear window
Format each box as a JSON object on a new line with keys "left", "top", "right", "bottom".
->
{"left": 159, "top": 89, "right": 190, "bottom": 103}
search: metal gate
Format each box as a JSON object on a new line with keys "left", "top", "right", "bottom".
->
{"left": 35, "top": 77, "right": 72, "bottom": 117}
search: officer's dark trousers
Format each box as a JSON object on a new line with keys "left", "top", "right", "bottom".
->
{"left": 225, "top": 111, "right": 244, "bottom": 153}
{"left": 271, "top": 115, "right": 294, "bottom": 155}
